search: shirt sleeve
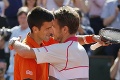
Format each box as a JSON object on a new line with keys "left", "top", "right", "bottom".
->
{"left": 33, "top": 43, "right": 66, "bottom": 64}
{"left": 101, "top": 1, "right": 116, "bottom": 19}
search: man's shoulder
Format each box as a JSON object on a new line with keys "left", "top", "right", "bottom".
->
{"left": 22, "top": 36, "right": 39, "bottom": 48}
{"left": 43, "top": 37, "right": 58, "bottom": 46}
{"left": 22, "top": 39, "right": 32, "bottom": 47}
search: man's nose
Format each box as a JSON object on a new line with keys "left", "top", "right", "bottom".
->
{"left": 49, "top": 28, "right": 54, "bottom": 37}
{"left": 50, "top": 27, "right": 54, "bottom": 34}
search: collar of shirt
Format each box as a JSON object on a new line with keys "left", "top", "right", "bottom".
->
{"left": 64, "top": 36, "right": 78, "bottom": 43}
{"left": 23, "top": 33, "right": 45, "bottom": 48}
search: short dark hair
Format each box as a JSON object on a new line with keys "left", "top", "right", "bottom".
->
{"left": 27, "top": 6, "right": 54, "bottom": 32}
{"left": 54, "top": 6, "right": 80, "bottom": 34}
{"left": 17, "top": 7, "right": 29, "bottom": 16}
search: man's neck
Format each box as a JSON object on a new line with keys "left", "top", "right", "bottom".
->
{"left": 21, "top": 25, "right": 28, "bottom": 30}
{"left": 61, "top": 34, "right": 75, "bottom": 43}
{"left": 29, "top": 33, "right": 42, "bottom": 45}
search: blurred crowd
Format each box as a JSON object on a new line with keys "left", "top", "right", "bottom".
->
{"left": 0, "top": 0, "right": 120, "bottom": 80}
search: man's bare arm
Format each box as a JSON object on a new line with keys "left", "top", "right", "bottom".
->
{"left": 77, "top": 35, "right": 101, "bottom": 45}
{"left": 13, "top": 41, "right": 36, "bottom": 59}
{"left": 10, "top": 35, "right": 101, "bottom": 58}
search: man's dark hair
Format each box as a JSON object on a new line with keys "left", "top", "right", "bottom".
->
{"left": 27, "top": 6, "right": 54, "bottom": 32}
{"left": 54, "top": 6, "right": 80, "bottom": 34}
{"left": 17, "top": 7, "right": 29, "bottom": 17}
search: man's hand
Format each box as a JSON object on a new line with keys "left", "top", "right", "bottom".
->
{"left": 91, "top": 35, "right": 110, "bottom": 50}
{"left": 92, "top": 35, "right": 101, "bottom": 42}
{"left": 9, "top": 36, "right": 21, "bottom": 50}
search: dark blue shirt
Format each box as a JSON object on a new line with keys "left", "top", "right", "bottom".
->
{"left": 5, "top": 0, "right": 22, "bottom": 18}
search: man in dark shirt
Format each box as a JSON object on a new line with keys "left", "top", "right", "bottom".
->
{"left": 5, "top": 0, "right": 22, "bottom": 28}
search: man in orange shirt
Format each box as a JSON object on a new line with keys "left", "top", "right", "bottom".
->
{"left": 14, "top": 6, "right": 56, "bottom": 80}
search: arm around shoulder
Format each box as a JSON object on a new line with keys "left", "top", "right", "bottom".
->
{"left": 77, "top": 35, "right": 100, "bottom": 45}
{"left": 12, "top": 41, "right": 36, "bottom": 59}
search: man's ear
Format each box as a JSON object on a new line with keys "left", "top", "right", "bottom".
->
{"left": 62, "top": 26, "right": 68, "bottom": 34}
{"left": 32, "top": 26, "right": 38, "bottom": 33}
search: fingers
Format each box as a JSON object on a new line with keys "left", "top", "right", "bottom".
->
{"left": 8, "top": 36, "right": 21, "bottom": 50}
{"left": 93, "top": 35, "right": 101, "bottom": 42}
{"left": 100, "top": 41, "right": 112, "bottom": 47}
{"left": 9, "top": 45, "right": 13, "bottom": 50}
{"left": 18, "top": 36, "right": 21, "bottom": 41}
{"left": 90, "top": 42, "right": 102, "bottom": 50}
{"left": 90, "top": 41, "right": 111, "bottom": 50}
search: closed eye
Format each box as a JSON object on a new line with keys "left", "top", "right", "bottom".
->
{"left": 46, "top": 26, "right": 53, "bottom": 30}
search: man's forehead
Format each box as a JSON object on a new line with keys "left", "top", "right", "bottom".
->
{"left": 52, "top": 19, "right": 58, "bottom": 24}
{"left": 41, "top": 21, "right": 53, "bottom": 28}
{"left": 42, "top": 21, "right": 53, "bottom": 25}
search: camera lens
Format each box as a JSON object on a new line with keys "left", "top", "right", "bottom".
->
{"left": 0, "top": 27, "right": 11, "bottom": 41}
